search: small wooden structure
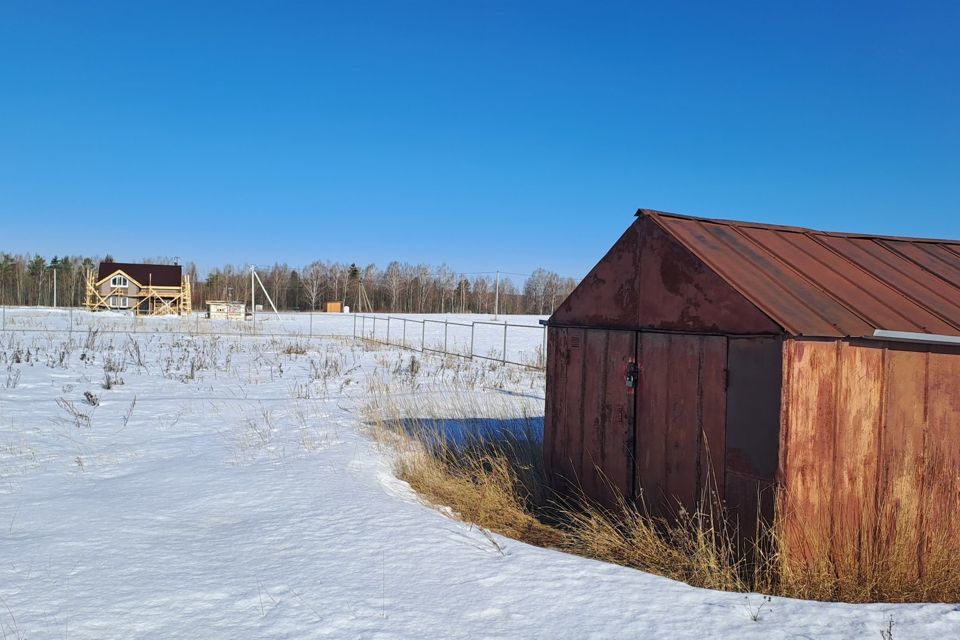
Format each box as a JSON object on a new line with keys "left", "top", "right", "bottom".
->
{"left": 545, "top": 208, "right": 960, "bottom": 571}
{"left": 206, "top": 301, "right": 246, "bottom": 320}
{"left": 323, "top": 301, "right": 344, "bottom": 313}
{"left": 85, "top": 262, "right": 192, "bottom": 316}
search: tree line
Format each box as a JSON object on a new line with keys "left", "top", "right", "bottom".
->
{"left": 0, "top": 253, "right": 578, "bottom": 316}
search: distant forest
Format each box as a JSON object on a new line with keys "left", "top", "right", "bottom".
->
{"left": 0, "top": 253, "right": 579, "bottom": 316}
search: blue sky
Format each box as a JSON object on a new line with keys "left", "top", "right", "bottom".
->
{"left": 1, "top": 1, "right": 957, "bottom": 278}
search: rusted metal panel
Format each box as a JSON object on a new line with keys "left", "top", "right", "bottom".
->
{"left": 830, "top": 342, "right": 884, "bottom": 575}
{"left": 882, "top": 240, "right": 960, "bottom": 285}
{"left": 779, "top": 337, "right": 960, "bottom": 574}
{"left": 635, "top": 332, "right": 669, "bottom": 509}
{"left": 601, "top": 330, "right": 638, "bottom": 502}
{"left": 581, "top": 329, "right": 609, "bottom": 500}
{"left": 577, "top": 329, "right": 637, "bottom": 504}
{"left": 544, "top": 326, "right": 585, "bottom": 491}
{"left": 743, "top": 227, "right": 957, "bottom": 334}
{"left": 550, "top": 216, "right": 782, "bottom": 334}
{"left": 724, "top": 337, "right": 782, "bottom": 526}
{"left": 550, "top": 223, "right": 642, "bottom": 329}
{"left": 642, "top": 209, "right": 960, "bottom": 338}
{"left": 818, "top": 236, "right": 960, "bottom": 331}
{"left": 922, "top": 350, "right": 960, "bottom": 558}
{"left": 877, "top": 346, "right": 926, "bottom": 582}
{"left": 543, "top": 326, "right": 561, "bottom": 486}
{"left": 636, "top": 217, "right": 781, "bottom": 334}
{"left": 544, "top": 327, "right": 636, "bottom": 505}
{"left": 700, "top": 337, "right": 727, "bottom": 500}
{"left": 778, "top": 339, "right": 839, "bottom": 563}
{"left": 635, "top": 332, "right": 727, "bottom": 515}
{"left": 663, "top": 335, "right": 701, "bottom": 508}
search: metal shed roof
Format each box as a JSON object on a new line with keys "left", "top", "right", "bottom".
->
{"left": 639, "top": 209, "right": 960, "bottom": 338}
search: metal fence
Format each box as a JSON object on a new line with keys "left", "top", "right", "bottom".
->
{"left": 352, "top": 314, "right": 546, "bottom": 370}
{"left": 0, "top": 307, "right": 548, "bottom": 370}
{"left": 0, "top": 306, "right": 338, "bottom": 338}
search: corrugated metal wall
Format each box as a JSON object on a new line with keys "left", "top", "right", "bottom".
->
{"left": 545, "top": 326, "right": 636, "bottom": 506}
{"left": 546, "top": 328, "right": 763, "bottom": 516}
{"left": 634, "top": 332, "right": 726, "bottom": 515}
{"left": 779, "top": 338, "right": 960, "bottom": 574}
{"left": 724, "top": 336, "right": 782, "bottom": 527}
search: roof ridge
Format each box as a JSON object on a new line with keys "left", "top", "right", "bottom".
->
{"left": 636, "top": 208, "right": 960, "bottom": 246}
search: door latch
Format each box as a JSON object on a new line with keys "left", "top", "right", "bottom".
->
{"left": 625, "top": 361, "right": 638, "bottom": 389}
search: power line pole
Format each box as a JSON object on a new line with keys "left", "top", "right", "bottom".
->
{"left": 493, "top": 270, "right": 500, "bottom": 320}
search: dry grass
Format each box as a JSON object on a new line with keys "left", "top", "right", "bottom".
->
{"left": 364, "top": 380, "right": 562, "bottom": 548}
{"left": 364, "top": 375, "right": 960, "bottom": 603}
{"left": 363, "top": 381, "right": 748, "bottom": 592}
{"left": 769, "top": 493, "right": 960, "bottom": 603}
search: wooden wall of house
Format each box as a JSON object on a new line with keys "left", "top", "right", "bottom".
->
{"left": 778, "top": 338, "right": 960, "bottom": 575}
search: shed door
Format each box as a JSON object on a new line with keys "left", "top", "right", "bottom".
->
{"left": 634, "top": 332, "right": 727, "bottom": 516}
{"left": 546, "top": 327, "right": 637, "bottom": 505}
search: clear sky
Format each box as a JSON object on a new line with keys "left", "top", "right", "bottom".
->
{"left": 1, "top": 1, "right": 957, "bottom": 278}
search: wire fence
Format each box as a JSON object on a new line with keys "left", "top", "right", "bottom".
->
{"left": 0, "top": 307, "right": 547, "bottom": 370}
{"left": 352, "top": 314, "right": 546, "bottom": 370}
{"left": 0, "top": 306, "right": 335, "bottom": 338}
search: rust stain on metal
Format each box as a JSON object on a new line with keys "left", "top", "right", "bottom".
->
{"left": 778, "top": 338, "right": 960, "bottom": 572}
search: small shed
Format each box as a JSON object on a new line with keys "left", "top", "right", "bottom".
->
{"left": 323, "top": 301, "right": 344, "bottom": 313}
{"left": 206, "top": 300, "right": 246, "bottom": 321}
{"left": 545, "top": 208, "right": 960, "bottom": 570}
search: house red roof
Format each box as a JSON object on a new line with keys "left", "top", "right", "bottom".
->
{"left": 639, "top": 209, "right": 960, "bottom": 337}
{"left": 97, "top": 262, "right": 182, "bottom": 288}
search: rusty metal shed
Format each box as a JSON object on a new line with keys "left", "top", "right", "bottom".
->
{"left": 545, "top": 208, "right": 960, "bottom": 570}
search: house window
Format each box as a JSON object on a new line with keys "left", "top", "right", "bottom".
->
{"left": 110, "top": 275, "right": 129, "bottom": 288}
{"left": 110, "top": 296, "right": 129, "bottom": 308}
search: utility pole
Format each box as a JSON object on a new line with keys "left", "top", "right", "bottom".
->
{"left": 493, "top": 270, "right": 500, "bottom": 320}
{"left": 251, "top": 266, "right": 256, "bottom": 327}
{"left": 52, "top": 267, "right": 57, "bottom": 307}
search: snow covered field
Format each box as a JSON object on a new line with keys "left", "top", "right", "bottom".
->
{"left": 0, "top": 309, "right": 957, "bottom": 639}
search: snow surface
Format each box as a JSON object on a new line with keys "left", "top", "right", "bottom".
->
{"left": 0, "top": 309, "right": 957, "bottom": 639}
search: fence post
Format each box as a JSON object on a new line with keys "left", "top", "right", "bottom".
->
{"left": 1, "top": 306, "right": 4, "bottom": 331}
{"left": 402, "top": 318, "right": 406, "bottom": 348}
{"left": 421, "top": 320, "right": 425, "bottom": 352}
{"left": 503, "top": 321, "right": 508, "bottom": 364}
{"left": 196, "top": 311, "right": 200, "bottom": 334}
{"left": 386, "top": 317, "right": 391, "bottom": 345}
{"left": 470, "top": 322, "right": 475, "bottom": 360}
{"left": 361, "top": 315, "right": 365, "bottom": 339}
{"left": 309, "top": 312, "right": 313, "bottom": 337}
{"left": 353, "top": 313, "right": 357, "bottom": 338}
{"left": 373, "top": 316, "right": 377, "bottom": 342}
{"left": 69, "top": 307, "right": 73, "bottom": 336}
{"left": 444, "top": 320, "right": 448, "bottom": 355}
